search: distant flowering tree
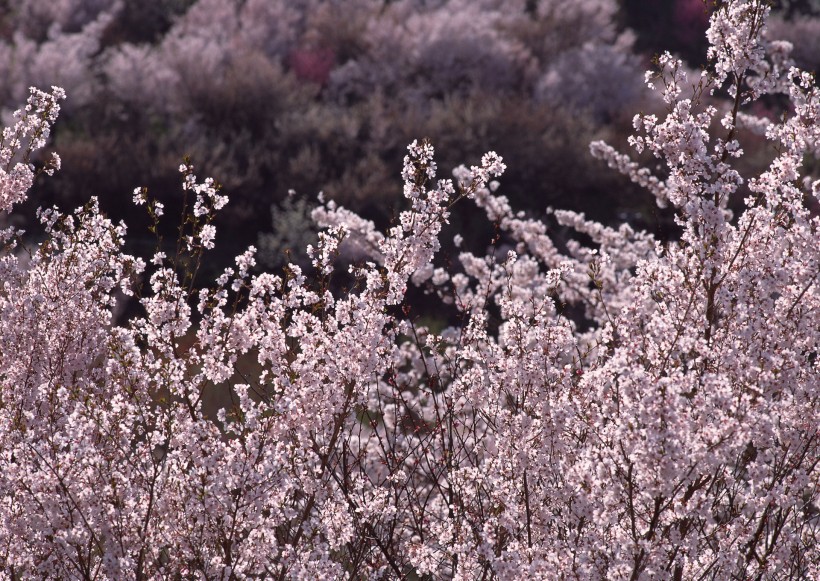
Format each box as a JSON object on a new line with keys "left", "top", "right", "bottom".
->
{"left": 2, "top": 0, "right": 650, "bottom": 240}
{"left": 0, "top": 1, "right": 818, "bottom": 579}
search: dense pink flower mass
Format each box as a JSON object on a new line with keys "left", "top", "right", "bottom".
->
{"left": 0, "top": 1, "right": 818, "bottom": 578}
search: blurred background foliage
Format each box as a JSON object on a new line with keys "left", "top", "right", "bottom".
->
{"left": 1, "top": 0, "right": 817, "bottom": 278}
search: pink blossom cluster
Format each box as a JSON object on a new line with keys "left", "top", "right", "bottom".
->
{"left": 0, "top": 1, "right": 818, "bottom": 579}
{"left": 0, "top": 86, "right": 63, "bottom": 215}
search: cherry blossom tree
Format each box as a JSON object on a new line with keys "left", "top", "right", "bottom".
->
{"left": 0, "top": 0, "right": 817, "bottom": 578}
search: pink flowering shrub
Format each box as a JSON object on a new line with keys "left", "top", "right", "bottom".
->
{"left": 0, "top": 1, "right": 818, "bottom": 578}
